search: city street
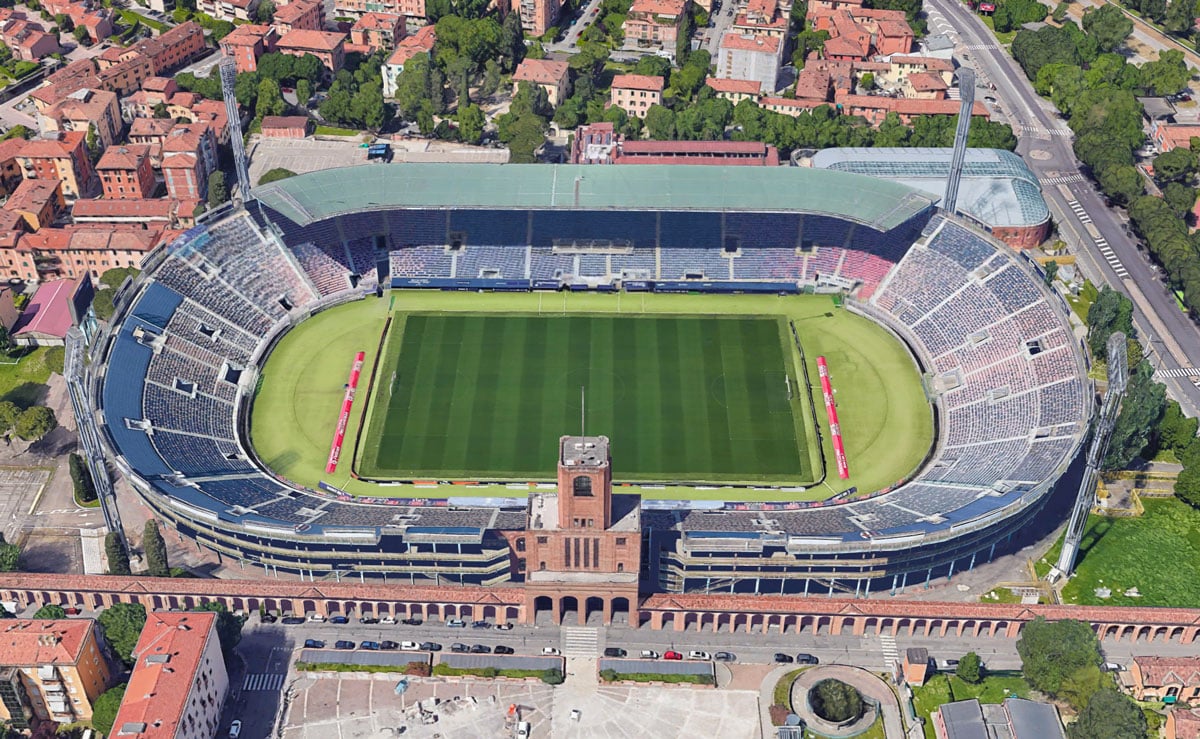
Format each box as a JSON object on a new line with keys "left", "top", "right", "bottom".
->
{"left": 925, "top": 0, "right": 1200, "bottom": 414}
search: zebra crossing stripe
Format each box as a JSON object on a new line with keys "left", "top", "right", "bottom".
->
{"left": 1155, "top": 367, "right": 1200, "bottom": 379}
{"left": 242, "top": 673, "right": 285, "bottom": 691}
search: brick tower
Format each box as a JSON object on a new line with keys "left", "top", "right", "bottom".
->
{"left": 522, "top": 436, "right": 642, "bottom": 625}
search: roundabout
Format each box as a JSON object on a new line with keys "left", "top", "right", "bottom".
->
{"left": 788, "top": 665, "right": 906, "bottom": 738}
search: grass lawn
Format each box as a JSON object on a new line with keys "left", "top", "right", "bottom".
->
{"left": 251, "top": 291, "right": 932, "bottom": 500}
{"left": 1065, "top": 280, "right": 1099, "bottom": 324}
{"left": 912, "top": 674, "right": 1033, "bottom": 739}
{"left": 314, "top": 125, "right": 360, "bottom": 137}
{"left": 1037, "top": 498, "right": 1200, "bottom": 608}
{"left": 0, "top": 347, "right": 53, "bottom": 408}
{"left": 358, "top": 312, "right": 810, "bottom": 483}
{"left": 980, "top": 15, "right": 1016, "bottom": 44}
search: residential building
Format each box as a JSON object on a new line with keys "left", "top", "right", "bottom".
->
{"left": 382, "top": 25, "right": 435, "bottom": 98}
{"left": 97, "top": 145, "right": 156, "bottom": 200}
{"left": 518, "top": 0, "right": 561, "bottom": 37}
{"left": 570, "top": 121, "right": 619, "bottom": 164}
{"left": 349, "top": 12, "right": 405, "bottom": 53}
{"left": 760, "top": 96, "right": 827, "bottom": 116}
{"left": 0, "top": 19, "right": 59, "bottom": 61}
{"left": 717, "top": 33, "right": 783, "bottom": 93}
{"left": 1168, "top": 707, "right": 1200, "bottom": 739}
{"left": 933, "top": 698, "right": 1064, "bottom": 739}
{"left": 1151, "top": 122, "right": 1200, "bottom": 153}
{"left": 129, "top": 117, "right": 176, "bottom": 166}
{"left": 39, "top": 88, "right": 123, "bottom": 149}
{"left": 731, "top": 0, "right": 787, "bottom": 39}
{"left": 71, "top": 198, "right": 184, "bottom": 228}
{"left": 570, "top": 123, "right": 779, "bottom": 165}
{"left": 197, "top": 0, "right": 261, "bottom": 22}
{"left": 835, "top": 93, "right": 988, "bottom": 125}
{"left": 148, "top": 0, "right": 176, "bottom": 13}
{"left": 610, "top": 74, "right": 664, "bottom": 118}
{"left": 0, "top": 139, "right": 26, "bottom": 198}
{"left": 903, "top": 71, "right": 947, "bottom": 99}
{"left": 882, "top": 55, "right": 954, "bottom": 87}
{"left": 273, "top": 0, "right": 323, "bottom": 33}
{"left": 10, "top": 274, "right": 90, "bottom": 345}
{"left": 794, "top": 67, "right": 831, "bottom": 101}
{"left": 334, "top": 0, "right": 425, "bottom": 22}
{"left": 219, "top": 24, "right": 278, "bottom": 73}
{"left": 0, "top": 619, "right": 112, "bottom": 730}
{"left": 4, "top": 226, "right": 163, "bottom": 281}
{"left": 108, "top": 612, "right": 229, "bottom": 739}
{"left": 4, "top": 179, "right": 63, "bottom": 231}
{"left": 161, "top": 123, "right": 218, "bottom": 202}
{"left": 512, "top": 58, "right": 571, "bottom": 107}
{"left": 705, "top": 77, "right": 761, "bottom": 104}
{"left": 809, "top": 0, "right": 863, "bottom": 11}
{"left": 137, "top": 22, "right": 206, "bottom": 76}
{"left": 277, "top": 29, "right": 348, "bottom": 73}
{"left": 261, "top": 116, "right": 311, "bottom": 138}
{"left": 16, "top": 132, "right": 97, "bottom": 200}
{"left": 1127, "top": 657, "right": 1200, "bottom": 703}
{"left": 809, "top": 6, "right": 912, "bottom": 60}
{"left": 76, "top": 9, "right": 115, "bottom": 43}
{"left": 623, "top": 0, "right": 687, "bottom": 57}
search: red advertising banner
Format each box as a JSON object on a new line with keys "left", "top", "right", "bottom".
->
{"left": 817, "top": 356, "right": 850, "bottom": 480}
{"left": 326, "top": 351, "right": 366, "bottom": 474}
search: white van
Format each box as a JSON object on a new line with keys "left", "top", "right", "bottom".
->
{"left": 640, "top": 650, "right": 659, "bottom": 659}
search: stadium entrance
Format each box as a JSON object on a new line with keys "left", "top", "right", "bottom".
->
{"left": 521, "top": 435, "right": 642, "bottom": 625}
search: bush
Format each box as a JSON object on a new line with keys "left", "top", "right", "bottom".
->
{"left": 33, "top": 604, "right": 65, "bottom": 619}
{"left": 809, "top": 679, "right": 864, "bottom": 723}
{"left": 599, "top": 668, "right": 619, "bottom": 682}
{"left": 404, "top": 661, "right": 431, "bottom": 676}
{"left": 90, "top": 684, "right": 126, "bottom": 736}
{"left": 541, "top": 668, "right": 563, "bottom": 685}
{"left": 68, "top": 453, "right": 97, "bottom": 504}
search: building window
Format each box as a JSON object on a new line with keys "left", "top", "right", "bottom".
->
{"left": 573, "top": 476, "right": 592, "bottom": 496}
{"left": 617, "top": 562, "right": 624, "bottom": 572}
{"left": 515, "top": 537, "right": 525, "bottom": 552}
{"left": 537, "top": 536, "right": 547, "bottom": 545}
{"left": 616, "top": 537, "right": 626, "bottom": 546}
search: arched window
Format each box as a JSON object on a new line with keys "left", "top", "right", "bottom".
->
{"left": 573, "top": 476, "right": 592, "bottom": 496}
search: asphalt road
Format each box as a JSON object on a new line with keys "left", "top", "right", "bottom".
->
{"left": 926, "top": 0, "right": 1200, "bottom": 413}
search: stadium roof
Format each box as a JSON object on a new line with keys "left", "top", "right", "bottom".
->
{"left": 809, "top": 147, "right": 1049, "bottom": 228}
{"left": 252, "top": 163, "right": 934, "bottom": 232}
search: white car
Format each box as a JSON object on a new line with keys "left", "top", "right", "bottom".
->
{"left": 687, "top": 650, "right": 711, "bottom": 661}
{"left": 541, "top": 647, "right": 561, "bottom": 656}
{"left": 228, "top": 720, "right": 242, "bottom": 738}
{"left": 640, "top": 650, "right": 659, "bottom": 659}
{"left": 381, "top": 616, "right": 397, "bottom": 625}
{"left": 307, "top": 614, "right": 325, "bottom": 623}
{"left": 400, "top": 641, "right": 421, "bottom": 651}
{"left": 516, "top": 721, "right": 531, "bottom": 738}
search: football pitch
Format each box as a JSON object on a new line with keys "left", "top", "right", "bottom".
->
{"left": 356, "top": 312, "right": 811, "bottom": 483}
{"left": 249, "top": 291, "right": 933, "bottom": 500}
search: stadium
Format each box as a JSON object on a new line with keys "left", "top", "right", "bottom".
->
{"left": 88, "top": 163, "right": 1091, "bottom": 600}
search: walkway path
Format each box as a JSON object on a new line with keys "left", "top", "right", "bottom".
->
{"left": 790, "top": 665, "right": 906, "bottom": 738}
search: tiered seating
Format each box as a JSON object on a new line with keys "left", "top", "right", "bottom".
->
{"left": 143, "top": 384, "right": 234, "bottom": 438}
{"left": 927, "top": 220, "right": 994, "bottom": 270}
{"left": 457, "top": 246, "right": 527, "bottom": 278}
{"left": 659, "top": 212, "right": 722, "bottom": 248}
{"left": 659, "top": 248, "right": 728, "bottom": 279}
{"left": 529, "top": 247, "right": 575, "bottom": 279}
{"left": 201, "top": 215, "right": 318, "bottom": 313}
{"left": 732, "top": 248, "right": 805, "bottom": 281}
{"left": 807, "top": 248, "right": 843, "bottom": 281}
{"left": 386, "top": 209, "right": 446, "bottom": 245}
{"left": 291, "top": 241, "right": 352, "bottom": 295}
{"left": 449, "top": 210, "right": 528, "bottom": 246}
{"left": 610, "top": 250, "right": 655, "bottom": 277}
{"left": 155, "top": 257, "right": 275, "bottom": 336}
{"left": 151, "top": 430, "right": 253, "bottom": 477}
{"left": 801, "top": 215, "right": 850, "bottom": 248}
{"left": 165, "top": 303, "right": 258, "bottom": 365}
{"left": 726, "top": 212, "right": 799, "bottom": 249}
{"left": 577, "top": 255, "right": 608, "bottom": 277}
{"left": 389, "top": 247, "right": 454, "bottom": 278}
{"left": 838, "top": 251, "right": 893, "bottom": 296}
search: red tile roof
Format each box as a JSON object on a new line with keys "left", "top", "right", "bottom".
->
{"left": 795, "top": 68, "right": 831, "bottom": 100}
{"left": 612, "top": 73, "right": 664, "bottom": 92}
{"left": 353, "top": 11, "right": 402, "bottom": 30}
{"left": 720, "top": 33, "right": 781, "bottom": 53}
{"left": 277, "top": 29, "right": 346, "bottom": 52}
{"left": 386, "top": 24, "right": 435, "bottom": 65}
{"left": 110, "top": 612, "right": 219, "bottom": 739}
{"left": 71, "top": 198, "right": 175, "bottom": 219}
{"left": 220, "top": 23, "right": 271, "bottom": 46}
{"left": 4, "top": 178, "right": 58, "bottom": 214}
{"left": 890, "top": 55, "right": 953, "bottom": 72}
{"left": 628, "top": 0, "right": 687, "bottom": 15}
{"left": 273, "top": 0, "right": 318, "bottom": 23}
{"left": 1174, "top": 708, "right": 1200, "bottom": 738}
{"left": 706, "top": 77, "right": 763, "bottom": 95}
{"left": 18, "top": 132, "right": 85, "bottom": 160}
{"left": 1134, "top": 656, "right": 1200, "bottom": 687}
{"left": 907, "top": 71, "right": 947, "bottom": 91}
{"left": 513, "top": 58, "right": 569, "bottom": 86}
{"left": 96, "top": 144, "right": 150, "bottom": 171}
{"left": 0, "top": 619, "right": 94, "bottom": 664}
{"left": 261, "top": 115, "right": 309, "bottom": 130}
{"left": 12, "top": 277, "right": 76, "bottom": 338}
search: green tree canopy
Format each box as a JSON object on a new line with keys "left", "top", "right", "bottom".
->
{"left": 0, "top": 401, "right": 19, "bottom": 437}
{"left": 809, "top": 679, "right": 864, "bottom": 723}
{"left": 14, "top": 406, "right": 55, "bottom": 441}
{"left": 33, "top": 604, "right": 65, "bottom": 619}
{"left": 255, "top": 0, "right": 275, "bottom": 22}
{"left": 0, "top": 533, "right": 18, "bottom": 572}
{"left": 207, "top": 171, "right": 228, "bottom": 208}
{"left": 1106, "top": 360, "right": 1167, "bottom": 469}
{"left": 457, "top": 103, "right": 485, "bottom": 145}
{"left": 105, "top": 532, "right": 130, "bottom": 576}
{"left": 1067, "top": 688, "right": 1147, "bottom": 738}
{"left": 1152, "top": 146, "right": 1197, "bottom": 183}
{"left": 1016, "top": 617, "right": 1102, "bottom": 698}
{"left": 956, "top": 652, "right": 983, "bottom": 683}
{"left": 1159, "top": 400, "right": 1199, "bottom": 454}
{"left": 1082, "top": 5, "right": 1133, "bottom": 52}
{"left": 258, "top": 167, "right": 297, "bottom": 185}
{"left": 1086, "top": 285, "right": 1135, "bottom": 358}
{"left": 143, "top": 520, "right": 169, "bottom": 577}
{"left": 91, "top": 684, "right": 127, "bottom": 737}
{"left": 1141, "top": 49, "right": 1189, "bottom": 96}
{"left": 1012, "top": 24, "right": 1083, "bottom": 79}
{"left": 98, "top": 603, "right": 147, "bottom": 666}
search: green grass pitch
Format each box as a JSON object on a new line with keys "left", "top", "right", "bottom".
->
{"left": 356, "top": 313, "right": 810, "bottom": 483}
{"left": 249, "top": 291, "right": 933, "bottom": 501}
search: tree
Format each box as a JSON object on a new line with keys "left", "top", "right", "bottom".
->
{"left": 1082, "top": 5, "right": 1133, "bottom": 52}
{"left": 457, "top": 103, "right": 485, "bottom": 144}
{"left": 0, "top": 402, "right": 18, "bottom": 438}
{"left": 69, "top": 453, "right": 97, "bottom": 503}
{"left": 143, "top": 520, "right": 169, "bottom": 577}
{"left": 85, "top": 123, "right": 100, "bottom": 164}
{"left": 1174, "top": 455, "right": 1200, "bottom": 507}
{"left": 1016, "top": 617, "right": 1102, "bottom": 698}
{"left": 500, "top": 9, "right": 524, "bottom": 71}
{"left": 105, "top": 532, "right": 130, "bottom": 576}
{"left": 1159, "top": 400, "right": 1198, "bottom": 453}
{"left": 1043, "top": 260, "right": 1059, "bottom": 286}
{"left": 809, "top": 679, "right": 864, "bottom": 723}
{"left": 296, "top": 78, "right": 312, "bottom": 106}
{"left": 207, "top": 171, "right": 228, "bottom": 208}
{"left": 72, "top": 24, "right": 88, "bottom": 43}
{"left": 91, "top": 684, "right": 126, "bottom": 737}
{"left": 645, "top": 104, "right": 676, "bottom": 139}
{"left": 859, "top": 71, "right": 875, "bottom": 90}
{"left": 1067, "top": 688, "right": 1147, "bottom": 738}
{"left": 256, "top": 77, "right": 285, "bottom": 120}
{"left": 1086, "top": 286, "right": 1135, "bottom": 358}
{"left": 481, "top": 58, "right": 502, "bottom": 97}
{"left": 98, "top": 603, "right": 147, "bottom": 666}
{"left": 956, "top": 652, "right": 982, "bottom": 683}
{"left": 255, "top": 0, "right": 275, "bottom": 22}
{"left": 14, "top": 406, "right": 55, "bottom": 441}
{"left": 1142, "top": 49, "right": 1189, "bottom": 95}
{"left": 258, "top": 167, "right": 297, "bottom": 185}
{"left": 0, "top": 533, "right": 18, "bottom": 572}
{"left": 33, "top": 604, "right": 65, "bottom": 619}
{"left": 1106, "top": 360, "right": 1166, "bottom": 469}
{"left": 1011, "top": 24, "right": 1083, "bottom": 80}
{"left": 1165, "top": 0, "right": 1194, "bottom": 34}
{"left": 1058, "top": 664, "right": 1109, "bottom": 712}
{"left": 1154, "top": 147, "right": 1197, "bottom": 183}
{"left": 1163, "top": 181, "right": 1197, "bottom": 218}
{"left": 192, "top": 601, "right": 243, "bottom": 655}
{"left": 1096, "top": 163, "right": 1143, "bottom": 206}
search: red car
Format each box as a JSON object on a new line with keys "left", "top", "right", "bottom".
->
{"left": 663, "top": 650, "right": 683, "bottom": 660}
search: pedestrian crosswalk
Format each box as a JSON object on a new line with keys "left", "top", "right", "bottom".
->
{"left": 962, "top": 43, "right": 997, "bottom": 50}
{"left": 879, "top": 633, "right": 900, "bottom": 672}
{"left": 1041, "top": 173, "right": 1084, "bottom": 186}
{"left": 1019, "top": 124, "right": 1073, "bottom": 137}
{"left": 1154, "top": 367, "right": 1200, "bottom": 379}
{"left": 561, "top": 626, "right": 599, "bottom": 657}
{"left": 242, "top": 673, "right": 285, "bottom": 692}
{"left": 1093, "top": 236, "right": 1130, "bottom": 279}
{"left": 1066, "top": 199, "right": 1092, "bottom": 224}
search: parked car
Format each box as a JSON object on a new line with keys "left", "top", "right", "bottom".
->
{"left": 470, "top": 644, "right": 492, "bottom": 654}
{"left": 330, "top": 616, "right": 349, "bottom": 625}
{"left": 401, "top": 617, "right": 423, "bottom": 626}
{"left": 495, "top": 645, "right": 515, "bottom": 654}
{"left": 451, "top": 643, "right": 470, "bottom": 653}
{"left": 282, "top": 617, "right": 306, "bottom": 625}
{"left": 360, "top": 641, "right": 381, "bottom": 650}
{"left": 420, "top": 642, "right": 442, "bottom": 652}
{"left": 603, "top": 647, "right": 627, "bottom": 658}
{"left": 303, "top": 639, "right": 325, "bottom": 649}
{"left": 687, "top": 651, "right": 711, "bottom": 661}
{"left": 542, "top": 647, "right": 562, "bottom": 656}
{"left": 228, "top": 720, "right": 242, "bottom": 738}
{"left": 380, "top": 641, "right": 400, "bottom": 650}
{"left": 400, "top": 641, "right": 421, "bottom": 651}
{"left": 381, "top": 616, "right": 397, "bottom": 625}
{"left": 334, "top": 640, "right": 355, "bottom": 650}
{"left": 714, "top": 652, "right": 736, "bottom": 662}
{"left": 472, "top": 620, "right": 491, "bottom": 629}
{"left": 446, "top": 618, "right": 467, "bottom": 628}
{"left": 939, "top": 659, "right": 959, "bottom": 670}
{"left": 640, "top": 650, "right": 659, "bottom": 659}
{"left": 495, "top": 623, "right": 514, "bottom": 631}
{"left": 307, "top": 614, "right": 326, "bottom": 623}
{"left": 360, "top": 616, "right": 379, "bottom": 624}
{"left": 796, "top": 653, "right": 819, "bottom": 665}
{"left": 663, "top": 650, "right": 683, "bottom": 660}
{"left": 259, "top": 612, "right": 276, "bottom": 623}
{"left": 516, "top": 721, "right": 531, "bottom": 739}
{"left": 63, "top": 607, "right": 81, "bottom": 616}
{"left": 773, "top": 653, "right": 794, "bottom": 663}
